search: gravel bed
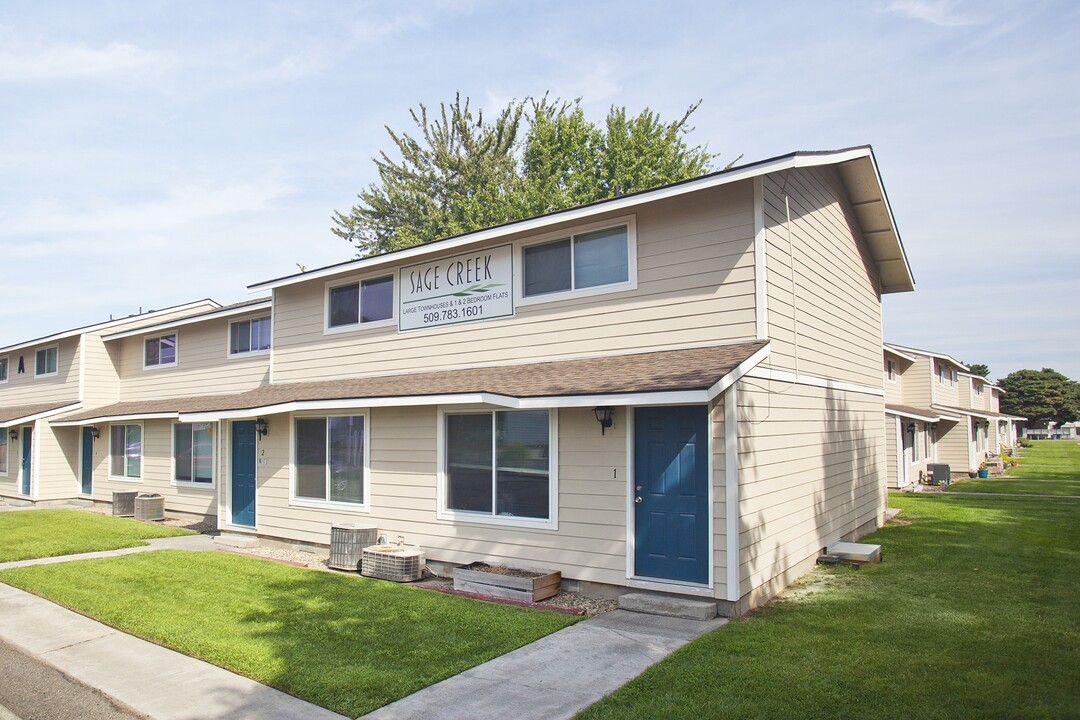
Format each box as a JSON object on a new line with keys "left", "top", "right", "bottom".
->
{"left": 229, "top": 545, "right": 329, "bottom": 570}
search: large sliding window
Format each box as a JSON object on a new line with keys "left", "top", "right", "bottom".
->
{"left": 229, "top": 316, "right": 271, "bottom": 356}
{"left": 443, "top": 409, "right": 552, "bottom": 523}
{"left": 522, "top": 225, "right": 630, "bottom": 299}
{"left": 109, "top": 424, "right": 142, "bottom": 479}
{"left": 294, "top": 415, "right": 366, "bottom": 505}
{"left": 174, "top": 422, "right": 214, "bottom": 485}
{"left": 327, "top": 276, "right": 393, "bottom": 329}
{"left": 0, "top": 436, "right": 7, "bottom": 474}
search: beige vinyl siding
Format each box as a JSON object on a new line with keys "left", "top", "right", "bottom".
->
{"left": 934, "top": 420, "right": 970, "bottom": 475}
{"left": 34, "top": 423, "right": 80, "bottom": 501}
{"left": 117, "top": 314, "right": 270, "bottom": 401}
{"left": 885, "top": 415, "right": 899, "bottom": 487}
{"left": 959, "top": 379, "right": 972, "bottom": 408}
{"left": 79, "top": 334, "right": 122, "bottom": 406}
{"left": 270, "top": 184, "right": 757, "bottom": 383}
{"left": 736, "top": 379, "right": 885, "bottom": 602}
{"left": 763, "top": 167, "right": 883, "bottom": 387}
{"left": 901, "top": 356, "right": 933, "bottom": 408}
{"left": 933, "top": 361, "right": 960, "bottom": 407}
{"left": 711, "top": 400, "right": 729, "bottom": 600}
{"left": 91, "top": 419, "right": 216, "bottom": 518}
{"left": 235, "top": 406, "right": 631, "bottom": 586}
{"left": 0, "top": 336, "right": 80, "bottom": 406}
{"left": 884, "top": 369, "right": 903, "bottom": 405}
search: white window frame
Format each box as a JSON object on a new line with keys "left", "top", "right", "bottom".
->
{"left": 143, "top": 332, "right": 178, "bottom": 370}
{"left": 108, "top": 422, "right": 144, "bottom": 482}
{"left": 289, "top": 412, "right": 371, "bottom": 512}
{"left": 227, "top": 315, "right": 272, "bottom": 358}
{"left": 886, "top": 358, "right": 896, "bottom": 382}
{"left": 171, "top": 421, "right": 216, "bottom": 488}
{"left": 0, "top": 356, "right": 8, "bottom": 384}
{"left": 34, "top": 345, "right": 58, "bottom": 378}
{"left": 323, "top": 274, "right": 396, "bottom": 335}
{"left": 436, "top": 406, "right": 558, "bottom": 530}
{"left": 515, "top": 216, "right": 637, "bottom": 307}
{"left": 0, "top": 433, "right": 8, "bottom": 476}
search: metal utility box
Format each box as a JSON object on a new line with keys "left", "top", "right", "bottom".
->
{"left": 112, "top": 490, "right": 138, "bottom": 517}
{"left": 328, "top": 524, "right": 379, "bottom": 571}
{"left": 927, "top": 464, "right": 951, "bottom": 486}
{"left": 134, "top": 493, "right": 164, "bottom": 521}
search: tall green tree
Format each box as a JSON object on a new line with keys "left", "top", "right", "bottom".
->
{"left": 964, "top": 362, "right": 990, "bottom": 378}
{"left": 333, "top": 94, "right": 725, "bottom": 257}
{"left": 999, "top": 368, "right": 1080, "bottom": 426}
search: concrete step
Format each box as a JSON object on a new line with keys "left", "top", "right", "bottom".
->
{"left": 827, "top": 541, "right": 881, "bottom": 563}
{"left": 213, "top": 533, "right": 259, "bottom": 549}
{"left": 618, "top": 592, "right": 717, "bottom": 620}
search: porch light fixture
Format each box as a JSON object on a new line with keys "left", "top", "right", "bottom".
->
{"left": 8, "top": 429, "right": 17, "bottom": 442}
{"left": 907, "top": 423, "right": 916, "bottom": 435}
{"left": 593, "top": 406, "right": 614, "bottom": 435}
{"left": 255, "top": 417, "right": 269, "bottom": 437}
{"left": 90, "top": 426, "right": 100, "bottom": 440}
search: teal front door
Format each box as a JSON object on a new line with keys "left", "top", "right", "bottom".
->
{"left": 633, "top": 406, "right": 709, "bottom": 584}
{"left": 81, "top": 426, "right": 95, "bottom": 495}
{"left": 231, "top": 421, "right": 257, "bottom": 526}
{"left": 20, "top": 426, "right": 32, "bottom": 496}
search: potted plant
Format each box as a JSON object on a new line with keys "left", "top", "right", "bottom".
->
{"left": 977, "top": 462, "right": 989, "bottom": 478}
{"left": 968, "top": 469, "right": 978, "bottom": 478}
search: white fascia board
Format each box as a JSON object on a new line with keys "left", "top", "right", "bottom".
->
{"left": 861, "top": 150, "right": 915, "bottom": 291}
{"left": 882, "top": 345, "right": 919, "bottom": 363}
{"left": 104, "top": 300, "right": 272, "bottom": 340}
{"left": 0, "top": 300, "right": 220, "bottom": 354}
{"left": 179, "top": 389, "right": 714, "bottom": 422}
{"left": 885, "top": 408, "right": 940, "bottom": 423}
{"left": 51, "top": 411, "right": 179, "bottom": 427}
{"left": 1, "top": 403, "right": 84, "bottom": 427}
{"left": 744, "top": 366, "right": 885, "bottom": 397}
{"left": 708, "top": 343, "right": 771, "bottom": 401}
{"left": 249, "top": 149, "right": 876, "bottom": 292}
{"left": 885, "top": 344, "right": 969, "bottom": 371}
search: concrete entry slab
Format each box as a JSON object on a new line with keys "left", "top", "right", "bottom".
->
{"left": 827, "top": 541, "right": 882, "bottom": 563}
{"left": 618, "top": 592, "right": 718, "bottom": 620}
{"left": 213, "top": 533, "right": 259, "bottom": 549}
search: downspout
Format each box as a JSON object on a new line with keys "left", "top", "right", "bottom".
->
{"left": 725, "top": 383, "right": 740, "bottom": 603}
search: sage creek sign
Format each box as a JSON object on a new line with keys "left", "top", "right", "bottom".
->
{"left": 398, "top": 244, "right": 514, "bottom": 331}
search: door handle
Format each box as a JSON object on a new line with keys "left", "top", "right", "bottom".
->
{"left": 635, "top": 496, "right": 643, "bottom": 504}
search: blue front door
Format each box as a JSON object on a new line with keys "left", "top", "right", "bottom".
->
{"left": 231, "top": 421, "right": 257, "bottom": 527}
{"left": 81, "top": 426, "right": 95, "bottom": 495}
{"left": 634, "top": 406, "right": 709, "bottom": 584}
{"left": 20, "top": 426, "right": 32, "bottom": 496}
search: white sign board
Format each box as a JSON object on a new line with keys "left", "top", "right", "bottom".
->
{"left": 398, "top": 244, "right": 514, "bottom": 331}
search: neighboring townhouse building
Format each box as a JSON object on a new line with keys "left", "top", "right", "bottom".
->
{"left": 1025, "top": 422, "right": 1078, "bottom": 440}
{"left": 48, "top": 145, "right": 914, "bottom": 615}
{"left": 0, "top": 301, "right": 221, "bottom": 504}
{"left": 53, "top": 298, "right": 273, "bottom": 520}
{"left": 883, "top": 344, "right": 1022, "bottom": 483}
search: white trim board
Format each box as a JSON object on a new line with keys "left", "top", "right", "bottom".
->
{"left": 744, "top": 366, "right": 885, "bottom": 397}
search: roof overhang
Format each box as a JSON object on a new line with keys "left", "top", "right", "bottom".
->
{"left": 885, "top": 405, "right": 940, "bottom": 423}
{"left": 52, "top": 412, "right": 179, "bottom": 427}
{"left": 883, "top": 346, "right": 919, "bottom": 363}
{"left": 885, "top": 344, "right": 968, "bottom": 371}
{"left": 0, "top": 402, "right": 83, "bottom": 426}
{"left": 103, "top": 299, "right": 272, "bottom": 341}
{"left": 249, "top": 146, "right": 912, "bottom": 295}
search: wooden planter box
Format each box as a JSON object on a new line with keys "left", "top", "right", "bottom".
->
{"left": 453, "top": 563, "right": 561, "bottom": 602}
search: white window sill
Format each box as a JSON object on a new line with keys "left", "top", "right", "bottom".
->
{"left": 173, "top": 481, "right": 215, "bottom": 490}
{"left": 108, "top": 476, "right": 143, "bottom": 483}
{"left": 142, "top": 363, "right": 177, "bottom": 371}
{"left": 323, "top": 318, "right": 396, "bottom": 336}
{"left": 436, "top": 509, "right": 557, "bottom": 531}
{"left": 34, "top": 373, "right": 58, "bottom": 380}
{"left": 289, "top": 497, "right": 370, "bottom": 514}
{"left": 227, "top": 349, "right": 271, "bottom": 361}
{"left": 516, "top": 280, "right": 635, "bottom": 308}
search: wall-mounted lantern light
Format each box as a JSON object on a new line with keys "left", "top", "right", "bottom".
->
{"left": 255, "top": 418, "right": 269, "bottom": 437}
{"left": 907, "top": 423, "right": 916, "bottom": 435}
{"left": 8, "top": 428, "right": 18, "bottom": 442}
{"left": 90, "top": 426, "right": 100, "bottom": 440}
{"left": 593, "top": 407, "right": 614, "bottom": 436}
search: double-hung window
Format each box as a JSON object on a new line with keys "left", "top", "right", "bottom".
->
{"left": 886, "top": 359, "right": 896, "bottom": 381}
{"left": 327, "top": 276, "right": 393, "bottom": 329}
{"left": 174, "top": 422, "right": 214, "bottom": 485}
{"left": 229, "top": 316, "right": 271, "bottom": 356}
{"left": 110, "top": 424, "right": 142, "bottom": 479}
{"left": 442, "top": 409, "right": 553, "bottom": 525}
{"left": 35, "top": 346, "right": 58, "bottom": 377}
{"left": 0, "top": 357, "right": 7, "bottom": 383}
{"left": 294, "top": 415, "right": 366, "bottom": 506}
{"left": 522, "top": 224, "right": 631, "bottom": 299}
{"left": 145, "top": 334, "right": 177, "bottom": 367}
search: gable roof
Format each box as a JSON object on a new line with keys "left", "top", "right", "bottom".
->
{"left": 884, "top": 343, "right": 968, "bottom": 371}
{"left": 103, "top": 297, "right": 272, "bottom": 341}
{"left": 250, "top": 146, "right": 913, "bottom": 295}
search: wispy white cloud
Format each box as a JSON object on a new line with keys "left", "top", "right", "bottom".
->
{"left": 0, "top": 27, "right": 165, "bottom": 81}
{"left": 885, "top": 0, "right": 976, "bottom": 27}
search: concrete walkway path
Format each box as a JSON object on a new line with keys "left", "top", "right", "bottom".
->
{"left": 0, "top": 533, "right": 218, "bottom": 571}
{"left": 362, "top": 610, "right": 727, "bottom": 720}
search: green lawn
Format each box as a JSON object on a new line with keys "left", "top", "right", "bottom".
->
{"left": 0, "top": 510, "right": 193, "bottom": 562}
{"left": 578, "top": 493, "right": 1080, "bottom": 719}
{"left": 0, "top": 550, "right": 578, "bottom": 716}
{"left": 947, "top": 440, "right": 1080, "bottom": 495}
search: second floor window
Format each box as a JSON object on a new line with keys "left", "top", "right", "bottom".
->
{"left": 35, "top": 346, "right": 58, "bottom": 376}
{"left": 0, "top": 357, "right": 7, "bottom": 383}
{"left": 230, "top": 316, "right": 271, "bottom": 355}
{"left": 522, "top": 225, "right": 629, "bottom": 298}
{"left": 328, "top": 276, "right": 393, "bottom": 329}
{"left": 145, "top": 334, "right": 177, "bottom": 367}
{"left": 886, "top": 359, "right": 896, "bottom": 381}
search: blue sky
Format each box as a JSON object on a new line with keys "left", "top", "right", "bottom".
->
{"left": 1, "top": 0, "right": 1077, "bottom": 380}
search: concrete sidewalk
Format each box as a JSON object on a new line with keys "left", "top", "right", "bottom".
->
{"left": 362, "top": 610, "right": 727, "bottom": 720}
{"left": 0, "top": 527, "right": 728, "bottom": 720}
